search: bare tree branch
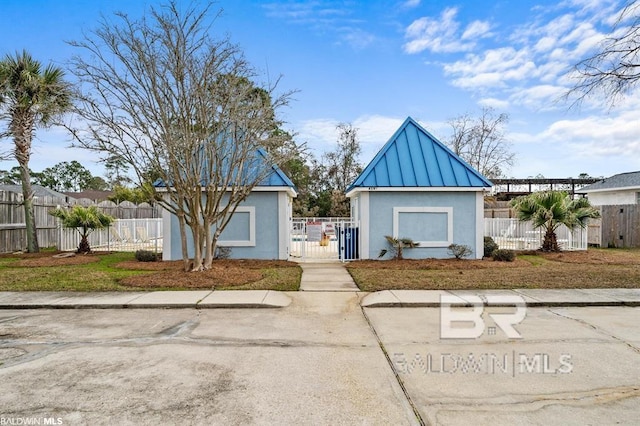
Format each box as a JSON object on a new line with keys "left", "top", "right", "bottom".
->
{"left": 446, "top": 107, "right": 514, "bottom": 179}
{"left": 67, "top": 1, "right": 295, "bottom": 270}
{"left": 566, "top": 0, "right": 640, "bottom": 107}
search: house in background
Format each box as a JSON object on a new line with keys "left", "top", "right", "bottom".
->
{"left": 346, "top": 117, "right": 492, "bottom": 260}
{"left": 158, "top": 150, "right": 297, "bottom": 261}
{"left": 0, "top": 184, "right": 69, "bottom": 201}
{"left": 580, "top": 171, "right": 640, "bottom": 206}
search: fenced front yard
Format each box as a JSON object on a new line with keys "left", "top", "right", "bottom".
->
{"left": 0, "top": 189, "right": 161, "bottom": 253}
{"left": 58, "top": 218, "right": 163, "bottom": 253}
{"left": 484, "top": 218, "right": 588, "bottom": 251}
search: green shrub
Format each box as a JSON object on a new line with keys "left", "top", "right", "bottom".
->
{"left": 492, "top": 249, "right": 515, "bottom": 262}
{"left": 135, "top": 250, "right": 158, "bottom": 262}
{"left": 484, "top": 236, "right": 499, "bottom": 258}
{"left": 448, "top": 243, "right": 472, "bottom": 260}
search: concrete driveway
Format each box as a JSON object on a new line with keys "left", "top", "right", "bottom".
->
{"left": 1, "top": 294, "right": 639, "bottom": 425}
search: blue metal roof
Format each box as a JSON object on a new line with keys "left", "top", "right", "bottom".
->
{"left": 154, "top": 147, "right": 296, "bottom": 189}
{"left": 255, "top": 148, "right": 296, "bottom": 187}
{"left": 348, "top": 117, "right": 492, "bottom": 191}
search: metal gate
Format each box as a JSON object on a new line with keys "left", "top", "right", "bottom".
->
{"left": 290, "top": 218, "right": 360, "bottom": 262}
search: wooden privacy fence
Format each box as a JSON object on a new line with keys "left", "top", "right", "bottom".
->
{"left": 484, "top": 218, "right": 588, "bottom": 251}
{"left": 597, "top": 204, "right": 640, "bottom": 248}
{"left": 0, "top": 190, "right": 161, "bottom": 253}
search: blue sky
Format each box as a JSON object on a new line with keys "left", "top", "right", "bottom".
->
{"left": 1, "top": 0, "right": 639, "bottom": 179}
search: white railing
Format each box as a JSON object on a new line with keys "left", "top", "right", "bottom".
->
{"left": 484, "top": 218, "right": 587, "bottom": 251}
{"left": 290, "top": 218, "right": 359, "bottom": 261}
{"left": 58, "top": 218, "right": 163, "bottom": 252}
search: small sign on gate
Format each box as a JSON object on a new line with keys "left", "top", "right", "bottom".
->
{"left": 323, "top": 223, "right": 336, "bottom": 236}
{"left": 306, "top": 221, "right": 323, "bottom": 242}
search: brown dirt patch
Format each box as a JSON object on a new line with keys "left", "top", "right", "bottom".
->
{"left": 115, "top": 258, "right": 299, "bottom": 271}
{"left": 10, "top": 253, "right": 102, "bottom": 267}
{"left": 347, "top": 249, "right": 640, "bottom": 292}
{"left": 538, "top": 250, "right": 640, "bottom": 264}
{"left": 115, "top": 260, "right": 182, "bottom": 271}
{"left": 120, "top": 266, "right": 263, "bottom": 289}
{"left": 117, "top": 259, "right": 299, "bottom": 289}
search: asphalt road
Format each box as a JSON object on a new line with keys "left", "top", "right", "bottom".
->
{"left": 1, "top": 293, "right": 639, "bottom": 425}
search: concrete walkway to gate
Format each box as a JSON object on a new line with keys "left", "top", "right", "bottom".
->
{"left": 298, "top": 262, "right": 360, "bottom": 291}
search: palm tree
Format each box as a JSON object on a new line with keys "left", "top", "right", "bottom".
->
{"left": 0, "top": 50, "right": 72, "bottom": 252}
{"left": 510, "top": 191, "right": 600, "bottom": 252}
{"left": 50, "top": 206, "right": 114, "bottom": 253}
{"left": 378, "top": 235, "right": 420, "bottom": 260}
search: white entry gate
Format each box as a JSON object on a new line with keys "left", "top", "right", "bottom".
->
{"left": 290, "top": 218, "right": 360, "bottom": 262}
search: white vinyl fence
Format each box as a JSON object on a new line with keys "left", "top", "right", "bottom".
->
{"left": 58, "top": 218, "right": 162, "bottom": 253}
{"left": 484, "top": 218, "right": 587, "bottom": 251}
{"left": 290, "top": 218, "right": 359, "bottom": 261}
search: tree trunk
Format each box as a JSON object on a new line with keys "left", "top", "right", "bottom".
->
{"left": 77, "top": 234, "right": 91, "bottom": 254}
{"left": 15, "top": 127, "right": 39, "bottom": 253}
{"left": 203, "top": 221, "right": 214, "bottom": 270}
{"left": 177, "top": 212, "right": 190, "bottom": 272}
{"left": 542, "top": 228, "right": 559, "bottom": 252}
{"left": 191, "top": 223, "right": 205, "bottom": 272}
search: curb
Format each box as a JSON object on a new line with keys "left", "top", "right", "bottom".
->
{"left": 0, "top": 290, "right": 292, "bottom": 309}
{"left": 360, "top": 289, "right": 640, "bottom": 308}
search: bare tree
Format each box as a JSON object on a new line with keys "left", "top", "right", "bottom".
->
{"left": 317, "top": 123, "right": 362, "bottom": 217}
{"left": 568, "top": 1, "right": 640, "bottom": 106}
{"left": 68, "top": 2, "right": 294, "bottom": 271}
{"left": 446, "top": 108, "right": 514, "bottom": 179}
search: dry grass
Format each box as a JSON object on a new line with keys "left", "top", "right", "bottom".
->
{"left": 0, "top": 252, "right": 301, "bottom": 292}
{"left": 346, "top": 248, "right": 640, "bottom": 292}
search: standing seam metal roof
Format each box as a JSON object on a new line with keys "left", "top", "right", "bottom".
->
{"left": 348, "top": 117, "right": 492, "bottom": 191}
{"left": 153, "top": 147, "right": 296, "bottom": 189}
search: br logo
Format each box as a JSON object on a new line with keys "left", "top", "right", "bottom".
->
{"left": 440, "top": 294, "right": 527, "bottom": 339}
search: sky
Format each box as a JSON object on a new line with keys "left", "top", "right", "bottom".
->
{"left": 1, "top": 0, "right": 639, "bottom": 180}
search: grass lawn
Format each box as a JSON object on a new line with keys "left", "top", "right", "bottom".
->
{"left": 0, "top": 251, "right": 301, "bottom": 292}
{"left": 346, "top": 248, "right": 640, "bottom": 292}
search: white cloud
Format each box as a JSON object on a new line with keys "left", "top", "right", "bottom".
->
{"left": 339, "top": 27, "right": 376, "bottom": 49}
{"left": 420, "top": 1, "right": 634, "bottom": 112}
{"left": 352, "top": 115, "right": 406, "bottom": 146}
{"left": 478, "top": 97, "right": 510, "bottom": 109}
{"left": 296, "top": 115, "right": 414, "bottom": 162}
{"left": 543, "top": 109, "right": 640, "bottom": 156}
{"left": 462, "top": 20, "right": 492, "bottom": 40}
{"left": 444, "top": 47, "right": 537, "bottom": 89}
{"left": 508, "top": 84, "right": 567, "bottom": 110}
{"left": 402, "top": 0, "right": 421, "bottom": 8}
{"left": 403, "top": 8, "right": 478, "bottom": 54}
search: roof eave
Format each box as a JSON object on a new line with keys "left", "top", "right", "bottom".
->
{"left": 346, "top": 186, "right": 491, "bottom": 197}
{"left": 583, "top": 185, "right": 640, "bottom": 193}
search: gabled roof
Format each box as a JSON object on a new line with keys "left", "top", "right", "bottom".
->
{"left": 255, "top": 148, "right": 297, "bottom": 188}
{"left": 0, "top": 184, "right": 68, "bottom": 199}
{"left": 580, "top": 171, "right": 640, "bottom": 193}
{"left": 154, "top": 148, "right": 296, "bottom": 196}
{"left": 347, "top": 117, "right": 492, "bottom": 195}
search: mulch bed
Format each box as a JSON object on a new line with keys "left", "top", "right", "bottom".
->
{"left": 347, "top": 258, "right": 529, "bottom": 270}
{"left": 119, "top": 266, "right": 264, "bottom": 289}
{"left": 116, "top": 258, "right": 299, "bottom": 289}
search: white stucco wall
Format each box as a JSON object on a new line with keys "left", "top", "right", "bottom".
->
{"left": 586, "top": 190, "right": 638, "bottom": 206}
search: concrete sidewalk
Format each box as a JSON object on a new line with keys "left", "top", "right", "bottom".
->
{"left": 0, "top": 288, "right": 639, "bottom": 309}
{"left": 298, "top": 262, "right": 360, "bottom": 291}
{"left": 360, "top": 288, "right": 640, "bottom": 307}
{"left": 0, "top": 290, "right": 292, "bottom": 309}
